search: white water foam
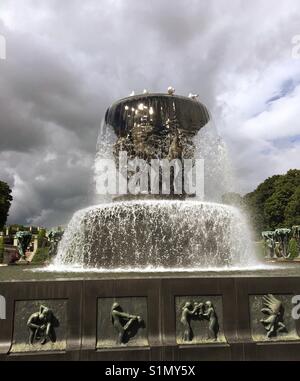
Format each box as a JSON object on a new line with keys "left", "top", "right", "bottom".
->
{"left": 49, "top": 200, "right": 261, "bottom": 271}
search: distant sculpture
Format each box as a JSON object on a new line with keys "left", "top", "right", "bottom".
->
{"left": 111, "top": 303, "right": 144, "bottom": 344}
{"left": 262, "top": 227, "right": 300, "bottom": 260}
{"left": 260, "top": 294, "right": 287, "bottom": 338}
{"left": 27, "top": 305, "right": 59, "bottom": 345}
{"left": 275, "top": 241, "right": 282, "bottom": 258}
{"left": 292, "top": 225, "right": 300, "bottom": 252}
{"left": 262, "top": 231, "right": 276, "bottom": 258}
{"left": 48, "top": 229, "right": 64, "bottom": 257}
{"left": 275, "top": 228, "right": 291, "bottom": 258}
{"left": 292, "top": 225, "right": 300, "bottom": 241}
{"left": 203, "top": 301, "right": 219, "bottom": 340}
{"left": 15, "top": 231, "right": 32, "bottom": 260}
{"left": 180, "top": 300, "right": 219, "bottom": 341}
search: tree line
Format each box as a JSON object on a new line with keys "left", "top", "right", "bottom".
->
{"left": 222, "top": 169, "right": 300, "bottom": 238}
{"left": 0, "top": 180, "right": 13, "bottom": 230}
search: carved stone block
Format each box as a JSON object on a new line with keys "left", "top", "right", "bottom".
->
{"left": 10, "top": 299, "right": 67, "bottom": 353}
{"left": 250, "top": 294, "right": 299, "bottom": 342}
{"left": 175, "top": 296, "right": 226, "bottom": 344}
{"left": 97, "top": 297, "right": 148, "bottom": 348}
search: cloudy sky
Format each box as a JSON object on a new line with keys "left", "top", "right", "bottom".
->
{"left": 0, "top": 0, "right": 300, "bottom": 227}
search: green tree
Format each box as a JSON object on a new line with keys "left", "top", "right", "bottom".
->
{"left": 37, "top": 228, "right": 47, "bottom": 248}
{"left": 0, "top": 236, "right": 4, "bottom": 263}
{"left": 244, "top": 174, "right": 280, "bottom": 234}
{"left": 0, "top": 181, "right": 13, "bottom": 230}
{"left": 243, "top": 169, "right": 300, "bottom": 236}
{"left": 31, "top": 247, "right": 50, "bottom": 264}
{"left": 284, "top": 187, "right": 300, "bottom": 227}
{"left": 288, "top": 238, "right": 299, "bottom": 259}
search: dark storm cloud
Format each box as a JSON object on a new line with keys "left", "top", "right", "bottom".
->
{"left": 0, "top": 0, "right": 300, "bottom": 226}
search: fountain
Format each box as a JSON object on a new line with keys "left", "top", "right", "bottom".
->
{"left": 53, "top": 93, "right": 257, "bottom": 271}
{"left": 1, "top": 91, "right": 300, "bottom": 361}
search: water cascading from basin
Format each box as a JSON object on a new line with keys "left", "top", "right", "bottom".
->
{"left": 52, "top": 91, "right": 260, "bottom": 271}
{"left": 53, "top": 200, "right": 256, "bottom": 270}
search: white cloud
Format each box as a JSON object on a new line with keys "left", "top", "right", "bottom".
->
{"left": 0, "top": 0, "right": 300, "bottom": 225}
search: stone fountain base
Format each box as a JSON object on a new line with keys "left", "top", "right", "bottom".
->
{"left": 1, "top": 269, "right": 300, "bottom": 360}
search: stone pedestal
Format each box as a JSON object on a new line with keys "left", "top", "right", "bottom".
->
{"left": 1, "top": 275, "right": 300, "bottom": 360}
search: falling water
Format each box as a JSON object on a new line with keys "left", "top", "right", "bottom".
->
{"left": 194, "top": 121, "right": 236, "bottom": 202}
{"left": 50, "top": 93, "right": 261, "bottom": 272}
{"left": 52, "top": 199, "right": 258, "bottom": 270}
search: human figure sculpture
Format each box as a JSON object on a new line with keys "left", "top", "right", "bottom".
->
{"left": 202, "top": 301, "right": 219, "bottom": 340}
{"left": 275, "top": 228, "right": 291, "bottom": 259}
{"left": 48, "top": 229, "right": 64, "bottom": 257}
{"left": 168, "top": 131, "right": 183, "bottom": 160}
{"left": 15, "top": 231, "right": 32, "bottom": 261}
{"left": 292, "top": 225, "right": 300, "bottom": 242}
{"left": 292, "top": 226, "right": 300, "bottom": 255}
{"left": 195, "top": 302, "right": 204, "bottom": 317}
{"left": 260, "top": 294, "right": 287, "bottom": 338}
{"left": 27, "top": 305, "right": 58, "bottom": 345}
{"left": 180, "top": 301, "right": 203, "bottom": 341}
{"left": 262, "top": 231, "right": 276, "bottom": 258}
{"left": 266, "top": 238, "right": 275, "bottom": 258}
{"left": 111, "top": 303, "right": 143, "bottom": 344}
{"left": 275, "top": 241, "right": 282, "bottom": 258}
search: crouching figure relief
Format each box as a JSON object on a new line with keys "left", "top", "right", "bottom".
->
{"left": 111, "top": 302, "right": 145, "bottom": 344}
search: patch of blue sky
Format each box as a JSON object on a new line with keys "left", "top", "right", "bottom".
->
{"left": 250, "top": 78, "right": 300, "bottom": 119}
{"left": 266, "top": 78, "right": 299, "bottom": 105}
{"left": 262, "top": 135, "right": 300, "bottom": 150}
